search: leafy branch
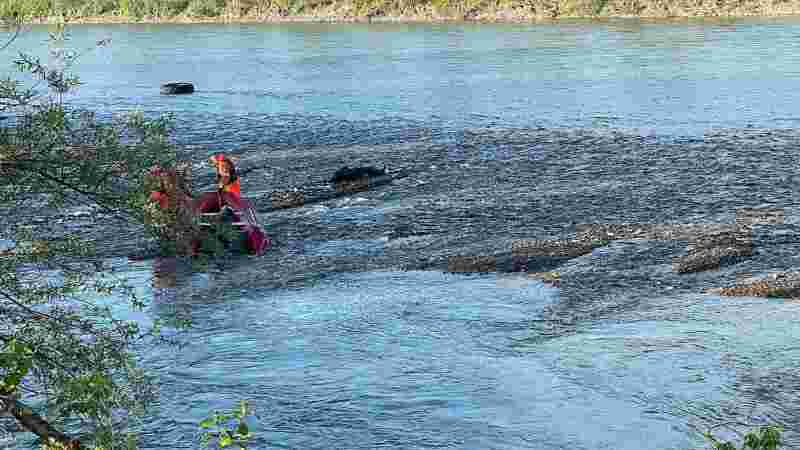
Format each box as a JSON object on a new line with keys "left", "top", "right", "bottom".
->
{"left": 199, "top": 401, "right": 255, "bottom": 450}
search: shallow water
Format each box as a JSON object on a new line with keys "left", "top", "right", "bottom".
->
{"left": 3, "top": 18, "right": 800, "bottom": 450}
{"left": 24, "top": 260, "right": 793, "bottom": 450}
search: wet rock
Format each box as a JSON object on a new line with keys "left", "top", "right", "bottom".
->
{"left": 574, "top": 223, "right": 756, "bottom": 274}
{"left": 574, "top": 223, "right": 746, "bottom": 242}
{"left": 673, "top": 245, "right": 753, "bottom": 274}
{"left": 330, "top": 165, "right": 390, "bottom": 193}
{"left": 330, "top": 165, "right": 387, "bottom": 182}
{"left": 735, "top": 207, "right": 785, "bottom": 226}
{"left": 511, "top": 238, "right": 600, "bottom": 258}
{"left": 271, "top": 190, "right": 305, "bottom": 209}
{"left": 687, "top": 228, "right": 753, "bottom": 249}
{"left": 673, "top": 227, "right": 754, "bottom": 273}
{"left": 334, "top": 176, "right": 369, "bottom": 193}
{"left": 446, "top": 255, "right": 496, "bottom": 273}
{"left": 705, "top": 271, "right": 800, "bottom": 298}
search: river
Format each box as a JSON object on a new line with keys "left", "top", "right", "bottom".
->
{"left": 3, "top": 18, "right": 800, "bottom": 450}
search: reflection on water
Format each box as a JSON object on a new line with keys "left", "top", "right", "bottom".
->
{"left": 152, "top": 256, "right": 177, "bottom": 289}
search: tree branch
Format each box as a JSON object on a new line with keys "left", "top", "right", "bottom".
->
{"left": 0, "top": 289, "right": 60, "bottom": 322}
{"left": 15, "top": 161, "right": 136, "bottom": 222}
{"left": 0, "top": 17, "right": 22, "bottom": 52}
{"left": 0, "top": 394, "right": 84, "bottom": 450}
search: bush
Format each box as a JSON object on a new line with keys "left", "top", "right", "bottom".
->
{"left": 184, "top": 0, "right": 223, "bottom": 16}
{"left": 0, "top": 0, "right": 51, "bottom": 17}
{"left": 77, "top": 0, "right": 120, "bottom": 16}
{"left": 702, "top": 425, "right": 783, "bottom": 450}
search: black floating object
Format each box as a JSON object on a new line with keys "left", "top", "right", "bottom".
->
{"left": 161, "top": 82, "right": 195, "bottom": 95}
{"left": 330, "top": 165, "right": 387, "bottom": 183}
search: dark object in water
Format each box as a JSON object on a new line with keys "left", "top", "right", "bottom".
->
{"left": 330, "top": 165, "right": 389, "bottom": 193}
{"left": 330, "top": 165, "right": 387, "bottom": 183}
{"left": 161, "top": 82, "right": 195, "bottom": 95}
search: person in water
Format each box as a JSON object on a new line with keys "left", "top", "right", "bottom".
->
{"left": 197, "top": 153, "right": 244, "bottom": 213}
{"left": 212, "top": 153, "right": 241, "bottom": 197}
{"left": 196, "top": 153, "right": 271, "bottom": 255}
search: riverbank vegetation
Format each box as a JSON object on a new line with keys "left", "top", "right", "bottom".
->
{"left": 1, "top": 0, "right": 799, "bottom": 23}
{"left": 0, "top": 18, "right": 183, "bottom": 450}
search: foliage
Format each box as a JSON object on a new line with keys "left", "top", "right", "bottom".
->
{"left": 590, "top": 0, "right": 607, "bottom": 14}
{"left": 0, "top": 338, "right": 33, "bottom": 395}
{"left": 184, "top": 0, "right": 224, "bottom": 16}
{"left": 0, "top": 17, "right": 188, "bottom": 450}
{"left": 0, "top": 0, "right": 51, "bottom": 18}
{"left": 118, "top": 0, "right": 131, "bottom": 16}
{"left": 198, "top": 401, "right": 254, "bottom": 450}
{"left": 702, "top": 425, "right": 783, "bottom": 450}
{"left": 0, "top": 0, "right": 794, "bottom": 19}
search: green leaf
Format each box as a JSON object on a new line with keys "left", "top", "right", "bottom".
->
{"left": 199, "top": 418, "right": 215, "bottom": 429}
{"left": 219, "top": 433, "right": 233, "bottom": 447}
{"left": 235, "top": 421, "right": 249, "bottom": 437}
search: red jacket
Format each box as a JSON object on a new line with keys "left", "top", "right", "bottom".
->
{"left": 150, "top": 191, "right": 169, "bottom": 209}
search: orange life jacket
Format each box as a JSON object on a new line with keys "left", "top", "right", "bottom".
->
{"left": 220, "top": 177, "right": 241, "bottom": 196}
{"left": 212, "top": 153, "right": 241, "bottom": 197}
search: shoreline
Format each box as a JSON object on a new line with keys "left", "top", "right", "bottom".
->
{"left": 22, "top": 10, "right": 800, "bottom": 25}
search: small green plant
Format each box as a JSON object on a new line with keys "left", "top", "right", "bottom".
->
{"left": 199, "top": 401, "right": 255, "bottom": 450}
{"left": 0, "top": 338, "right": 33, "bottom": 395}
{"left": 591, "top": 0, "right": 607, "bottom": 15}
{"left": 118, "top": 0, "right": 130, "bottom": 15}
{"left": 702, "top": 424, "right": 783, "bottom": 450}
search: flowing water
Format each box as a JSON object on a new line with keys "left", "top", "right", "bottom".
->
{"left": 3, "top": 18, "right": 800, "bottom": 450}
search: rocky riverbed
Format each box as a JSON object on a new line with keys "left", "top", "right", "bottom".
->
{"left": 6, "top": 126, "right": 800, "bottom": 300}
{"left": 5, "top": 124, "right": 800, "bottom": 445}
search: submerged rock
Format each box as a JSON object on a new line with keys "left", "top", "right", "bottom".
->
{"left": 330, "top": 165, "right": 390, "bottom": 193}
{"left": 674, "top": 228, "right": 754, "bottom": 273}
{"left": 512, "top": 238, "right": 600, "bottom": 258}
{"left": 271, "top": 190, "right": 305, "bottom": 209}
{"left": 330, "top": 165, "right": 387, "bottom": 182}
{"left": 447, "top": 255, "right": 496, "bottom": 273}
{"left": 673, "top": 245, "right": 753, "bottom": 273}
{"left": 573, "top": 223, "right": 755, "bottom": 274}
{"left": 705, "top": 271, "right": 800, "bottom": 298}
